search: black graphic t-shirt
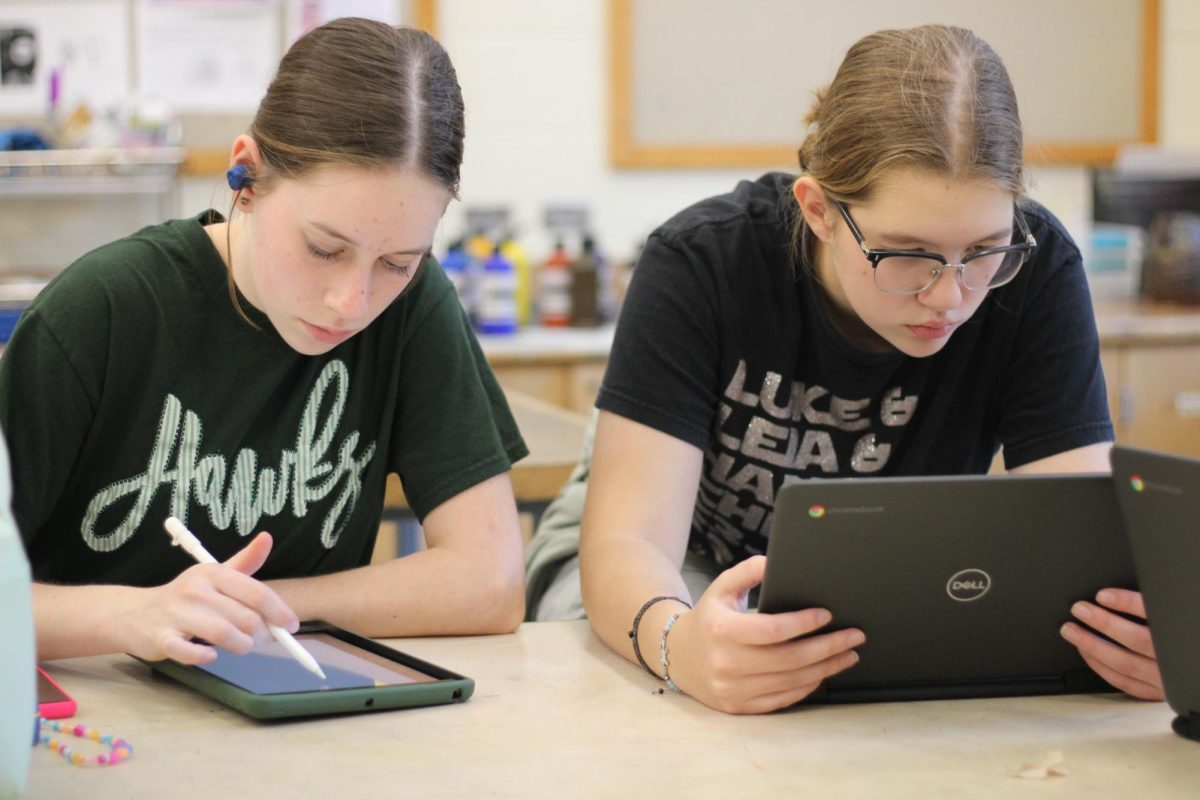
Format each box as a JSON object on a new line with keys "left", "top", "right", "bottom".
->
{"left": 0, "top": 211, "right": 527, "bottom": 586}
{"left": 597, "top": 173, "right": 1112, "bottom": 567}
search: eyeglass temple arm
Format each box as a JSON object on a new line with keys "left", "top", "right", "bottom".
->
{"left": 1015, "top": 208, "right": 1037, "bottom": 248}
{"left": 835, "top": 202, "right": 881, "bottom": 261}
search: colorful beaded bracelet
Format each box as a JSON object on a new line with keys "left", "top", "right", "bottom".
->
{"left": 39, "top": 719, "right": 134, "bottom": 766}
{"left": 658, "top": 612, "right": 683, "bottom": 693}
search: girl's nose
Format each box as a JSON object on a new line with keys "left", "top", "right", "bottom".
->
{"left": 918, "top": 265, "right": 967, "bottom": 310}
{"left": 327, "top": 265, "right": 371, "bottom": 320}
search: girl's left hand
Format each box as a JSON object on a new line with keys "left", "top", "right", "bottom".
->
{"left": 1060, "top": 588, "right": 1164, "bottom": 700}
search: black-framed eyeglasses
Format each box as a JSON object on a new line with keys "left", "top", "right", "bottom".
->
{"left": 835, "top": 202, "right": 1038, "bottom": 295}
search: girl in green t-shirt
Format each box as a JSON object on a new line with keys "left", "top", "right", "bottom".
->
{"left": 0, "top": 18, "right": 527, "bottom": 666}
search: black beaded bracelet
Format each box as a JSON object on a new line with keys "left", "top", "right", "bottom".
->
{"left": 628, "top": 595, "right": 691, "bottom": 677}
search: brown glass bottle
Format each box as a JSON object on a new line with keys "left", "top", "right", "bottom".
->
{"left": 570, "top": 236, "right": 600, "bottom": 327}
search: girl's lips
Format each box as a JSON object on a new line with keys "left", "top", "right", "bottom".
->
{"left": 302, "top": 320, "right": 355, "bottom": 345}
{"left": 906, "top": 322, "right": 958, "bottom": 340}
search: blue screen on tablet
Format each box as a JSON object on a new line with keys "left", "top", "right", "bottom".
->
{"left": 197, "top": 633, "right": 437, "bottom": 694}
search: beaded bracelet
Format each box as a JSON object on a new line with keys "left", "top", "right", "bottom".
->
{"left": 628, "top": 595, "right": 690, "bottom": 677}
{"left": 39, "top": 719, "right": 134, "bottom": 766}
{"left": 659, "top": 612, "right": 683, "bottom": 693}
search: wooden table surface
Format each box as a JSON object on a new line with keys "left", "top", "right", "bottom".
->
{"left": 23, "top": 620, "right": 1200, "bottom": 799}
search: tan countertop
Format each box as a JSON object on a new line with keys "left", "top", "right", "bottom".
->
{"left": 1094, "top": 299, "right": 1200, "bottom": 346}
{"left": 24, "top": 620, "right": 1199, "bottom": 799}
{"left": 476, "top": 324, "right": 615, "bottom": 366}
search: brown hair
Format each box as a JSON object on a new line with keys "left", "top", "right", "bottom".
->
{"left": 226, "top": 18, "right": 465, "bottom": 322}
{"left": 792, "top": 25, "right": 1024, "bottom": 262}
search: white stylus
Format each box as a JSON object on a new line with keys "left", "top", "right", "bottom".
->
{"left": 163, "top": 516, "right": 326, "bottom": 680}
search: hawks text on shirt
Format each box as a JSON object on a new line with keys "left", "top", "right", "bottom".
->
{"left": 80, "top": 360, "right": 375, "bottom": 553}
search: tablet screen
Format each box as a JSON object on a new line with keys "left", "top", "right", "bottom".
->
{"left": 196, "top": 632, "right": 439, "bottom": 695}
{"left": 37, "top": 670, "right": 72, "bottom": 705}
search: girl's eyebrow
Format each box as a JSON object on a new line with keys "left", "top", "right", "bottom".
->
{"left": 309, "top": 221, "right": 430, "bottom": 256}
{"left": 875, "top": 224, "right": 1013, "bottom": 249}
{"left": 310, "top": 221, "right": 357, "bottom": 244}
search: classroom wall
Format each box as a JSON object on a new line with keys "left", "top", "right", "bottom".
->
{"left": 7, "top": 0, "right": 1200, "bottom": 271}
{"left": 185, "top": 0, "right": 1200, "bottom": 264}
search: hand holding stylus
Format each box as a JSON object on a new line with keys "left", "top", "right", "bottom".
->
{"left": 163, "top": 517, "right": 326, "bottom": 679}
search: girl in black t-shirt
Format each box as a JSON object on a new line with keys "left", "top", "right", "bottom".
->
{"left": 562, "top": 25, "right": 1165, "bottom": 713}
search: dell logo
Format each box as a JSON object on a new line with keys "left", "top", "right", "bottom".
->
{"left": 946, "top": 569, "right": 991, "bottom": 602}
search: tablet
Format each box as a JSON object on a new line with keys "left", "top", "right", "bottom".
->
{"left": 136, "top": 621, "right": 474, "bottom": 720}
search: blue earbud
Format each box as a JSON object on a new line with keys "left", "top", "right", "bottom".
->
{"left": 226, "top": 164, "right": 253, "bottom": 191}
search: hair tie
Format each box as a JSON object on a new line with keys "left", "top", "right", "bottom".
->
{"left": 38, "top": 718, "right": 134, "bottom": 766}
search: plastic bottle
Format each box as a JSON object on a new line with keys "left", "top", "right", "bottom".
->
{"left": 466, "top": 230, "right": 494, "bottom": 264}
{"left": 500, "top": 233, "right": 533, "bottom": 327}
{"left": 539, "top": 239, "right": 572, "bottom": 327}
{"left": 439, "top": 239, "right": 471, "bottom": 312}
{"left": 570, "top": 236, "right": 601, "bottom": 327}
{"left": 589, "top": 237, "right": 614, "bottom": 323}
{"left": 456, "top": 232, "right": 490, "bottom": 326}
{"left": 477, "top": 246, "right": 519, "bottom": 335}
{"left": 46, "top": 68, "right": 62, "bottom": 145}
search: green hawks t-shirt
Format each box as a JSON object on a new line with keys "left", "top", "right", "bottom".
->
{"left": 0, "top": 212, "right": 527, "bottom": 586}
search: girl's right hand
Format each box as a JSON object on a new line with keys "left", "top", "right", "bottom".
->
{"left": 121, "top": 532, "right": 300, "bottom": 665}
{"left": 666, "top": 554, "right": 865, "bottom": 714}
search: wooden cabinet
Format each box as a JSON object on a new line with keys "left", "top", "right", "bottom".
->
{"left": 1103, "top": 343, "right": 1200, "bottom": 455}
{"left": 488, "top": 361, "right": 608, "bottom": 415}
{"left": 1097, "top": 301, "right": 1200, "bottom": 457}
{"left": 480, "top": 326, "right": 613, "bottom": 415}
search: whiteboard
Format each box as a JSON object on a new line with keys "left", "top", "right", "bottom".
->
{"left": 610, "top": 0, "right": 1158, "bottom": 168}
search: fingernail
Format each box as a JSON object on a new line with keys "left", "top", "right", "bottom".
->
{"left": 1060, "top": 623, "right": 1077, "bottom": 642}
{"left": 816, "top": 609, "right": 832, "bottom": 626}
{"left": 1072, "top": 602, "right": 1091, "bottom": 621}
{"left": 1097, "top": 590, "right": 1115, "bottom": 606}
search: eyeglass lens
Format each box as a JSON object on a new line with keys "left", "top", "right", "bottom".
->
{"left": 874, "top": 246, "right": 1027, "bottom": 294}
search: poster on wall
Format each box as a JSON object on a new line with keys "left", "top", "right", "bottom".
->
{"left": 0, "top": 2, "right": 129, "bottom": 118}
{"left": 136, "top": 0, "right": 281, "bottom": 113}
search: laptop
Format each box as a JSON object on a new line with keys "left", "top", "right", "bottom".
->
{"left": 758, "top": 473, "right": 1135, "bottom": 703}
{"left": 1110, "top": 445, "right": 1200, "bottom": 742}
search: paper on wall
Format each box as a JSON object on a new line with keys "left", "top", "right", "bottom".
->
{"left": 285, "top": 0, "right": 399, "bottom": 46}
{"left": 136, "top": 0, "right": 282, "bottom": 114}
{"left": 0, "top": 2, "right": 129, "bottom": 118}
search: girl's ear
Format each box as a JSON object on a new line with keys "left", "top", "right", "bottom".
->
{"left": 792, "top": 177, "right": 838, "bottom": 243}
{"left": 228, "top": 135, "right": 265, "bottom": 209}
